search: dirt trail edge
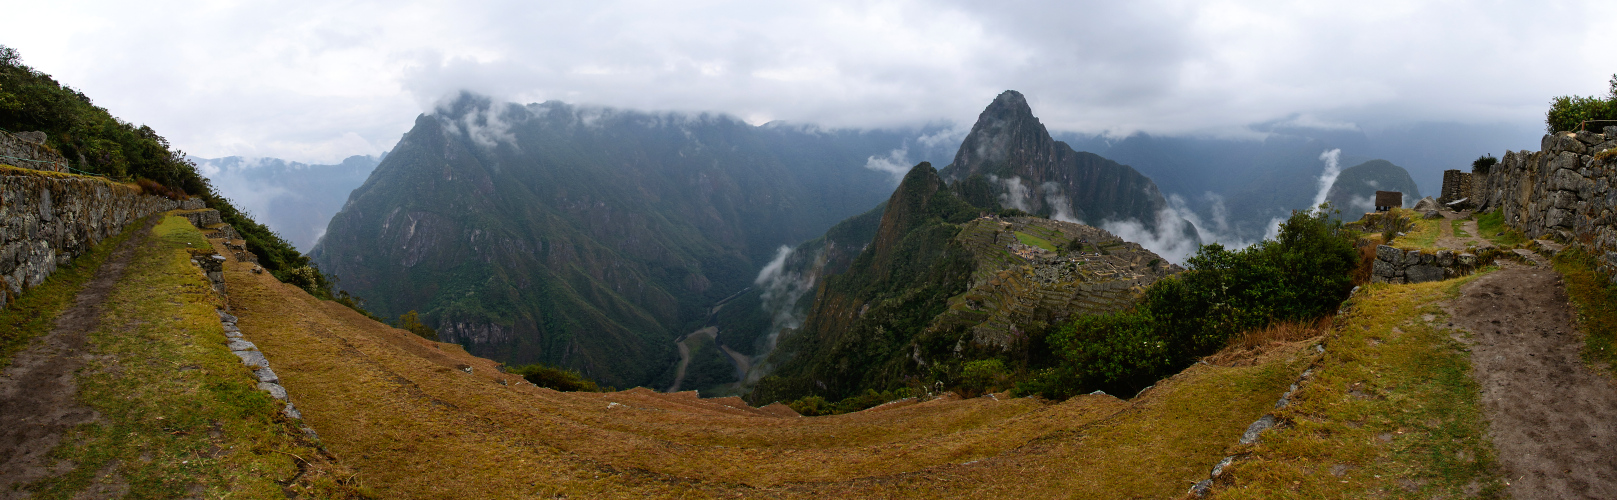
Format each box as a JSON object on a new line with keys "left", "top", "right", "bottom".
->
{"left": 0, "top": 216, "right": 156, "bottom": 494}
{"left": 1447, "top": 256, "right": 1617, "bottom": 499}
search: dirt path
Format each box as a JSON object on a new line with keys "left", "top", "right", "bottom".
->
{"left": 1435, "top": 210, "right": 1486, "bottom": 250}
{"left": 0, "top": 217, "right": 154, "bottom": 496}
{"left": 1447, "top": 255, "right": 1617, "bottom": 499}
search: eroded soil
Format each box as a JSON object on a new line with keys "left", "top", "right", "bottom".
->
{"left": 1448, "top": 256, "right": 1617, "bottom": 499}
{"left": 0, "top": 217, "right": 154, "bottom": 497}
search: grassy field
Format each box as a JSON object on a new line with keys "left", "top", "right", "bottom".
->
{"left": 25, "top": 215, "right": 365, "bottom": 498}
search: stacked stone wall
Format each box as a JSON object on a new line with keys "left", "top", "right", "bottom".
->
{"left": 0, "top": 130, "right": 69, "bottom": 173}
{"left": 0, "top": 168, "right": 183, "bottom": 309}
{"left": 1472, "top": 126, "right": 1617, "bottom": 275}
{"left": 1371, "top": 245, "right": 1490, "bottom": 284}
{"left": 1439, "top": 169, "right": 1473, "bottom": 205}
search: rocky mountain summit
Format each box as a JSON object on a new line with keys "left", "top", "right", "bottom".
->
{"left": 941, "top": 90, "right": 1193, "bottom": 239}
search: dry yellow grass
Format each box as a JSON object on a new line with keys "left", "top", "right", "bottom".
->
{"left": 214, "top": 234, "right": 1322, "bottom": 498}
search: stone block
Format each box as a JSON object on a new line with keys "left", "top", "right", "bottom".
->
{"left": 1402, "top": 250, "right": 1423, "bottom": 267}
{"left": 1436, "top": 250, "right": 1455, "bottom": 267}
{"left": 1458, "top": 253, "right": 1477, "bottom": 267}
{"left": 1373, "top": 259, "right": 1397, "bottom": 278}
{"left": 1419, "top": 252, "right": 1435, "bottom": 265}
{"left": 1406, "top": 265, "right": 1444, "bottom": 283}
{"left": 1375, "top": 245, "right": 1402, "bottom": 263}
{"left": 1576, "top": 130, "right": 1603, "bottom": 145}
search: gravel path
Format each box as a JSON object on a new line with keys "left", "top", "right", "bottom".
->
{"left": 1447, "top": 255, "right": 1617, "bottom": 499}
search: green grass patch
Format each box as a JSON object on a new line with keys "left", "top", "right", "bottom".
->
{"left": 1392, "top": 216, "right": 1443, "bottom": 250}
{"left": 1213, "top": 277, "right": 1505, "bottom": 499}
{"left": 1452, "top": 219, "right": 1471, "bottom": 238}
{"left": 1553, "top": 247, "right": 1617, "bottom": 378}
{"left": 0, "top": 214, "right": 144, "bottom": 369}
{"left": 1476, "top": 210, "right": 1529, "bottom": 246}
{"left": 1014, "top": 231, "right": 1057, "bottom": 252}
{"left": 26, "top": 215, "right": 370, "bottom": 499}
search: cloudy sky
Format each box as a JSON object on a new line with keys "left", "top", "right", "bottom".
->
{"left": 5, "top": 0, "right": 1613, "bottom": 164}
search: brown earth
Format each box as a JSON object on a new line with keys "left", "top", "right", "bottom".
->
{"left": 0, "top": 216, "right": 154, "bottom": 498}
{"left": 1447, "top": 253, "right": 1617, "bottom": 499}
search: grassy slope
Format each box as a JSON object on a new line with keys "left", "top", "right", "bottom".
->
{"left": 1212, "top": 271, "right": 1505, "bottom": 498}
{"left": 221, "top": 222, "right": 1322, "bottom": 498}
{"left": 1553, "top": 248, "right": 1617, "bottom": 378}
{"left": 27, "top": 215, "right": 363, "bottom": 498}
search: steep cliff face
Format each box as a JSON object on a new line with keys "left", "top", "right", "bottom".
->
{"left": 311, "top": 94, "right": 922, "bottom": 388}
{"left": 940, "top": 91, "right": 1184, "bottom": 233}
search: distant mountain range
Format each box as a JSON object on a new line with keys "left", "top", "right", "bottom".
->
{"left": 309, "top": 93, "right": 959, "bottom": 388}
{"left": 194, "top": 155, "right": 383, "bottom": 252}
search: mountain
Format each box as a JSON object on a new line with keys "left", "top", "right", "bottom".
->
{"left": 749, "top": 162, "right": 1178, "bottom": 404}
{"left": 196, "top": 155, "right": 382, "bottom": 251}
{"left": 309, "top": 93, "right": 954, "bottom": 388}
{"left": 1323, "top": 159, "right": 1422, "bottom": 214}
{"left": 939, "top": 91, "right": 1184, "bottom": 232}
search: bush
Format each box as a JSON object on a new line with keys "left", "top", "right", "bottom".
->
{"left": 509, "top": 364, "right": 600, "bottom": 392}
{"left": 960, "top": 358, "right": 1010, "bottom": 396}
{"left": 784, "top": 387, "right": 916, "bottom": 416}
{"left": 1017, "top": 207, "right": 1359, "bottom": 400}
{"left": 1472, "top": 154, "right": 1497, "bottom": 175}
{"left": 395, "top": 310, "right": 438, "bottom": 341}
{"left": 1545, "top": 74, "right": 1617, "bottom": 133}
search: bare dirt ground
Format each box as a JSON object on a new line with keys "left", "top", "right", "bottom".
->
{"left": 1447, "top": 254, "right": 1617, "bottom": 498}
{"left": 0, "top": 217, "right": 153, "bottom": 498}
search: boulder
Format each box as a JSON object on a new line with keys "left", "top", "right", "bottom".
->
{"left": 1412, "top": 196, "right": 1442, "bottom": 212}
{"left": 1423, "top": 210, "right": 1442, "bottom": 219}
{"left": 14, "top": 131, "right": 45, "bottom": 144}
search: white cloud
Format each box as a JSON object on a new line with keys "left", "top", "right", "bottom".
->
{"left": 3, "top": 1, "right": 1613, "bottom": 163}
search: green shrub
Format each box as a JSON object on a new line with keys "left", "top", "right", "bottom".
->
{"left": 786, "top": 395, "right": 833, "bottom": 416}
{"left": 509, "top": 364, "right": 600, "bottom": 392}
{"left": 1472, "top": 154, "right": 1497, "bottom": 174}
{"left": 960, "top": 358, "right": 1010, "bottom": 396}
{"left": 395, "top": 310, "right": 438, "bottom": 341}
{"left": 1545, "top": 74, "right": 1617, "bottom": 133}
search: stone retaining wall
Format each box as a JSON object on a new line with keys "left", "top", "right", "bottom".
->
{"left": 1371, "top": 245, "right": 1490, "bottom": 284}
{"left": 0, "top": 130, "right": 69, "bottom": 173}
{"left": 0, "top": 168, "right": 185, "bottom": 309}
{"left": 1471, "top": 126, "right": 1617, "bottom": 274}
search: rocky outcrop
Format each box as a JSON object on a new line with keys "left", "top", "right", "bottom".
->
{"left": 0, "top": 130, "right": 68, "bottom": 173}
{"left": 1471, "top": 126, "right": 1617, "bottom": 275}
{"left": 0, "top": 167, "right": 184, "bottom": 309}
{"left": 940, "top": 90, "right": 1192, "bottom": 238}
